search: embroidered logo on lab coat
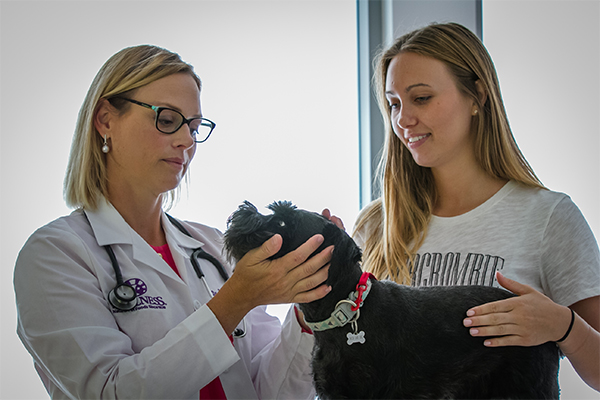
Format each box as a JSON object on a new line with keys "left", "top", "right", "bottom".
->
{"left": 126, "top": 278, "right": 148, "bottom": 296}
{"left": 113, "top": 278, "right": 168, "bottom": 313}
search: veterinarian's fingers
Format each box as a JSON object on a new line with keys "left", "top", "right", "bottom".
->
{"left": 293, "top": 283, "right": 332, "bottom": 304}
{"left": 290, "top": 245, "right": 334, "bottom": 281}
{"left": 291, "top": 265, "right": 332, "bottom": 304}
{"left": 495, "top": 272, "right": 535, "bottom": 296}
{"left": 243, "top": 234, "right": 283, "bottom": 264}
{"left": 285, "top": 244, "right": 333, "bottom": 293}
{"left": 279, "top": 234, "right": 326, "bottom": 271}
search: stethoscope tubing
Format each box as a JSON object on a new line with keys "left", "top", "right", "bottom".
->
{"left": 105, "top": 214, "right": 246, "bottom": 337}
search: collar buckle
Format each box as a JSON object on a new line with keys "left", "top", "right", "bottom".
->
{"left": 304, "top": 272, "right": 375, "bottom": 332}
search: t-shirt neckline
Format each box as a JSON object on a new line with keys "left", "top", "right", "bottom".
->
{"left": 431, "top": 180, "right": 517, "bottom": 223}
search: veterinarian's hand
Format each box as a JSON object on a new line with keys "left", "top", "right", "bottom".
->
{"left": 208, "top": 234, "right": 332, "bottom": 336}
{"left": 232, "top": 233, "right": 333, "bottom": 305}
{"left": 463, "top": 272, "right": 572, "bottom": 347}
{"left": 322, "top": 208, "right": 345, "bottom": 231}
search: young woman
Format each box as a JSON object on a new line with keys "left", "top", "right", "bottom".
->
{"left": 14, "top": 45, "right": 332, "bottom": 399}
{"left": 354, "top": 23, "right": 599, "bottom": 391}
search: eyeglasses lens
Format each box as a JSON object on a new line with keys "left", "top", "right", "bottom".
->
{"left": 156, "top": 109, "right": 213, "bottom": 143}
{"left": 156, "top": 109, "right": 183, "bottom": 134}
{"left": 192, "top": 121, "right": 214, "bottom": 143}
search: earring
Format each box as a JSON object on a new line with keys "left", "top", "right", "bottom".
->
{"left": 102, "top": 135, "right": 110, "bottom": 154}
{"left": 472, "top": 108, "right": 479, "bottom": 116}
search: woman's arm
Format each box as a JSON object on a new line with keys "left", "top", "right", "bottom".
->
{"left": 559, "top": 296, "right": 600, "bottom": 390}
{"left": 464, "top": 272, "right": 599, "bottom": 391}
{"left": 15, "top": 225, "right": 239, "bottom": 399}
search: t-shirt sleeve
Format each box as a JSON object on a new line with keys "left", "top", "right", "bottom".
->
{"left": 540, "top": 196, "right": 600, "bottom": 306}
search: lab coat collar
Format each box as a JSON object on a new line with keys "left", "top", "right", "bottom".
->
{"left": 85, "top": 197, "right": 136, "bottom": 247}
{"left": 84, "top": 197, "right": 205, "bottom": 267}
{"left": 160, "top": 213, "right": 206, "bottom": 251}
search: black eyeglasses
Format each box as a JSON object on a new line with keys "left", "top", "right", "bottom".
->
{"left": 114, "top": 97, "right": 216, "bottom": 143}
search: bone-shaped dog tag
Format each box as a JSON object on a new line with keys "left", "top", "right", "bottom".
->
{"left": 347, "top": 331, "right": 366, "bottom": 345}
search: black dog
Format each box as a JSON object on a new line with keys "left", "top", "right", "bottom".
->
{"left": 224, "top": 201, "right": 559, "bottom": 399}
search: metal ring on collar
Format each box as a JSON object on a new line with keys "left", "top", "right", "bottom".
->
{"left": 335, "top": 299, "right": 360, "bottom": 323}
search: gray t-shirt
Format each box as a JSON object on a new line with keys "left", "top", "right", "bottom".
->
{"left": 355, "top": 181, "right": 600, "bottom": 307}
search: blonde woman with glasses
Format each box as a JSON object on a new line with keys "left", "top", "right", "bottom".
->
{"left": 354, "top": 23, "right": 599, "bottom": 391}
{"left": 14, "top": 45, "right": 331, "bottom": 399}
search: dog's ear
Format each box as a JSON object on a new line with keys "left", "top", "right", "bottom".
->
{"left": 226, "top": 201, "right": 263, "bottom": 234}
{"left": 267, "top": 201, "right": 297, "bottom": 214}
{"left": 224, "top": 201, "right": 274, "bottom": 261}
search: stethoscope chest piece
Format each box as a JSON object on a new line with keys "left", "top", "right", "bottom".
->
{"left": 104, "top": 215, "right": 246, "bottom": 336}
{"left": 109, "top": 282, "right": 137, "bottom": 311}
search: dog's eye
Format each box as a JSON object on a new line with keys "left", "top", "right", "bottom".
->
{"left": 278, "top": 220, "right": 286, "bottom": 227}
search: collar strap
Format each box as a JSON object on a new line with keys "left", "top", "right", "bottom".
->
{"left": 304, "top": 272, "right": 376, "bottom": 332}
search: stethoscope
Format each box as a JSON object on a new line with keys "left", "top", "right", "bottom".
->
{"left": 104, "top": 214, "right": 246, "bottom": 338}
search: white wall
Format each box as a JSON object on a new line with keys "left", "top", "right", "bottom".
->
{"left": 0, "top": 1, "right": 358, "bottom": 398}
{"left": 484, "top": 1, "right": 600, "bottom": 398}
{"left": 483, "top": 0, "right": 599, "bottom": 239}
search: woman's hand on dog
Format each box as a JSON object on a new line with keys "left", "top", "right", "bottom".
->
{"left": 322, "top": 208, "right": 345, "bottom": 231}
{"left": 207, "top": 233, "right": 332, "bottom": 336}
{"left": 463, "top": 272, "right": 574, "bottom": 347}
{"left": 466, "top": 272, "right": 600, "bottom": 390}
{"left": 235, "top": 233, "right": 333, "bottom": 305}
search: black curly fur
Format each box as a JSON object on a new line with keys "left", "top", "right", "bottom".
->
{"left": 223, "top": 201, "right": 560, "bottom": 399}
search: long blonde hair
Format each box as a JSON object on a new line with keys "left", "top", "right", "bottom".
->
{"left": 354, "top": 23, "right": 544, "bottom": 284}
{"left": 64, "top": 45, "right": 201, "bottom": 210}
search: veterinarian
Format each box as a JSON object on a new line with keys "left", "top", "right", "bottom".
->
{"left": 353, "top": 23, "right": 600, "bottom": 391}
{"left": 14, "top": 45, "right": 333, "bottom": 399}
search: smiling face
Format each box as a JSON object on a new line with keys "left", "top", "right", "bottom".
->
{"left": 385, "top": 52, "right": 478, "bottom": 172}
{"left": 100, "top": 73, "right": 201, "bottom": 200}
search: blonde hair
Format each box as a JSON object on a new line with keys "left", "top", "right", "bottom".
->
{"left": 354, "top": 23, "right": 544, "bottom": 284}
{"left": 64, "top": 45, "right": 201, "bottom": 210}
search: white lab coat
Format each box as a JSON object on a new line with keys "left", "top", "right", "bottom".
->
{"left": 14, "top": 198, "right": 316, "bottom": 399}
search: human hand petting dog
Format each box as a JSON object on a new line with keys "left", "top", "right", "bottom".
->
{"left": 207, "top": 233, "right": 333, "bottom": 336}
{"left": 464, "top": 272, "right": 573, "bottom": 347}
{"left": 233, "top": 233, "right": 333, "bottom": 305}
{"left": 321, "top": 209, "right": 345, "bottom": 231}
{"left": 465, "top": 271, "right": 600, "bottom": 391}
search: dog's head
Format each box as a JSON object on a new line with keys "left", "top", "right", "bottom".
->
{"left": 223, "top": 201, "right": 362, "bottom": 289}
